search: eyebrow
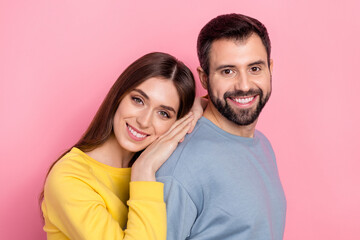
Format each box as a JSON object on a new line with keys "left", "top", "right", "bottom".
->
{"left": 248, "top": 60, "right": 266, "bottom": 67}
{"left": 133, "top": 89, "right": 149, "bottom": 99}
{"left": 215, "top": 60, "right": 267, "bottom": 71}
{"left": 160, "top": 105, "right": 176, "bottom": 113}
{"left": 132, "top": 89, "right": 176, "bottom": 114}
{"left": 215, "top": 65, "right": 236, "bottom": 71}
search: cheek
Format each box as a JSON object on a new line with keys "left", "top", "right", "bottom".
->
{"left": 210, "top": 77, "right": 232, "bottom": 96}
{"left": 113, "top": 107, "right": 122, "bottom": 128}
{"left": 209, "top": 81, "right": 219, "bottom": 95}
{"left": 212, "top": 85, "right": 228, "bottom": 98}
{"left": 116, "top": 98, "right": 132, "bottom": 114}
{"left": 257, "top": 78, "right": 271, "bottom": 93}
{"left": 153, "top": 119, "right": 176, "bottom": 136}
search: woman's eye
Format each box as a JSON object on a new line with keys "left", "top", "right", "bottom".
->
{"left": 158, "top": 111, "right": 170, "bottom": 119}
{"left": 132, "top": 97, "right": 144, "bottom": 105}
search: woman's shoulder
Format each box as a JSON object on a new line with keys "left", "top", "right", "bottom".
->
{"left": 42, "top": 149, "right": 111, "bottom": 226}
{"left": 43, "top": 148, "right": 104, "bottom": 207}
{"left": 53, "top": 147, "right": 91, "bottom": 171}
{"left": 45, "top": 148, "right": 94, "bottom": 188}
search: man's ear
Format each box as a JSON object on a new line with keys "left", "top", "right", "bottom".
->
{"left": 197, "top": 67, "right": 208, "bottom": 90}
{"left": 269, "top": 59, "right": 274, "bottom": 75}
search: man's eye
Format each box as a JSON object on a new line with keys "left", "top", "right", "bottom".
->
{"left": 250, "top": 66, "right": 261, "bottom": 72}
{"left": 132, "top": 97, "right": 144, "bottom": 105}
{"left": 222, "top": 69, "right": 234, "bottom": 75}
{"left": 159, "top": 111, "right": 170, "bottom": 118}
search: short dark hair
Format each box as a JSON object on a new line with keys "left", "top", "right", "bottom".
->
{"left": 197, "top": 13, "right": 271, "bottom": 75}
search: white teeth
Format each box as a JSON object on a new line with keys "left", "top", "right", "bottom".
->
{"left": 234, "top": 97, "right": 254, "bottom": 104}
{"left": 128, "top": 125, "right": 146, "bottom": 138}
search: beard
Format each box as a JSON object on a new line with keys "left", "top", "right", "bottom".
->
{"left": 208, "top": 83, "right": 271, "bottom": 126}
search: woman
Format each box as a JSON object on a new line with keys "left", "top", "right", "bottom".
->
{"left": 41, "top": 52, "right": 201, "bottom": 239}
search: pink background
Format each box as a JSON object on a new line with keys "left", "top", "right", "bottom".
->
{"left": 1, "top": 0, "right": 359, "bottom": 239}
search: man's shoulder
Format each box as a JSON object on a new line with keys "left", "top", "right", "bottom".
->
{"left": 156, "top": 118, "right": 221, "bottom": 177}
{"left": 255, "top": 129, "right": 269, "bottom": 140}
{"left": 254, "top": 129, "right": 274, "bottom": 148}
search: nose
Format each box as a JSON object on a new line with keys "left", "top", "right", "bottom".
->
{"left": 136, "top": 109, "right": 152, "bottom": 129}
{"left": 235, "top": 71, "right": 251, "bottom": 92}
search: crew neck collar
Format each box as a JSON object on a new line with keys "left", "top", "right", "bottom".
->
{"left": 199, "top": 117, "right": 259, "bottom": 144}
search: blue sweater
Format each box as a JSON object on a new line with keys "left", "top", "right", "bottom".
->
{"left": 156, "top": 117, "right": 286, "bottom": 240}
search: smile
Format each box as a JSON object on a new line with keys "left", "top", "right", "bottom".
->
{"left": 233, "top": 96, "right": 254, "bottom": 104}
{"left": 126, "top": 124, "right": 149, "bottom": 141}
{"left": 229, "top": 95, "right": 257, "bottom": 107}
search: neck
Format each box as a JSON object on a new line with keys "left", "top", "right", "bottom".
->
{"left": 203, "top": 101, "right": 257, "bottom": 138}
{"left": 86, "top": 134, "right": 134, "bottom": 168}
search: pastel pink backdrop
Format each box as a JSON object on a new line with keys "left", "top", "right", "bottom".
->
{"left": 1, "top": 0, "right": 359, "bottom": 239}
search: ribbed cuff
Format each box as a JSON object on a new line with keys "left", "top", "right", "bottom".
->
{"left": 129, "top": 181, "right": 164, "bottom": 202}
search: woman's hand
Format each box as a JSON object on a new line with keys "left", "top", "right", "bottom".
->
{"left": 131, "top": 113, "right": 194, "bottom": 182}
{"left": 188, "top": 97, "right": 208, "bottom": 133}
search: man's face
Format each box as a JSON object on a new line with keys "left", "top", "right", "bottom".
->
{"left": 206, "top": 34, "right": 272, "bottom": 126}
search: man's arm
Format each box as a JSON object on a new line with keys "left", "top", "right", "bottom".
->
{"left": 158, "top": 176, "right": 197, "bottom": 240}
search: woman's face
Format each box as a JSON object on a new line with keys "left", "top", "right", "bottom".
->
{"left": 113, "top": 77, "right": 180, "bottom": 153}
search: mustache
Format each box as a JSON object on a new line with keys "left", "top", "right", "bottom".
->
{"left": 223, "top": 89, "right": 263, "bottom": 99}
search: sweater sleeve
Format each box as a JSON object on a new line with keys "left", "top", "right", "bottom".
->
{"left": 43, "top": 171, "right": 166, "bottom": 240}
{"left": 126, "top": 181, "right": 167, "bottom": 239}
{"left": 158, "top": 176, "right": 198, "bottom": 240}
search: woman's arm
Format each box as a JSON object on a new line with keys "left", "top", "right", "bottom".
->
{"left": 43, "top": 163, "right": 166, "bottom": 240}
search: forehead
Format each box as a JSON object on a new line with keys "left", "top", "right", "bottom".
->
{"left": 209, "top": 34, "right": 268, "bottom": 68}
{"left": 134, "top": 77, "right": 180, "bottom": 110}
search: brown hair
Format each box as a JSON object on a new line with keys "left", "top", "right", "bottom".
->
{"left": 197, "top": 13, "right": 271, "bottom": 75}
{"left": 39, "top": 52, "right": 195, "bottom": 203}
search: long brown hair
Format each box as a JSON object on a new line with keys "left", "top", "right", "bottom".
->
{"left": 39, "top": 52, "right": 195, "bottom": 203}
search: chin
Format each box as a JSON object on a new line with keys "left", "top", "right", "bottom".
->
{"left": 121, "top": 141, "right": 150, "bottom": 153}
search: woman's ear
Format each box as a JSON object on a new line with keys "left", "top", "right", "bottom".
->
{"left": 197, "top": 67, "right": 208, "bottom": 90}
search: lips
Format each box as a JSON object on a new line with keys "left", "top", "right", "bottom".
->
{"left": 228, "top": 95, "right": 258, "bottom": 107}
{"left": 126, "top": 123, "right": 149, "bottom": 141}
{"left": 232, "top": 96, "right": 254, "bottom": 104}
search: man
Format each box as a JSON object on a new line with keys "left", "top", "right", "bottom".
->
{"left": 156, "top": 13, "right": 286, "bottom": 240}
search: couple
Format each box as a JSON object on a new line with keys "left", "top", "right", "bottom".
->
{"left": 41, "top": 13, "right": 286, "bottom": 240}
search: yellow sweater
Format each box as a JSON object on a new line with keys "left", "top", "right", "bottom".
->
{"left": 41, "top": 148, "right": 166, "bottom": 240}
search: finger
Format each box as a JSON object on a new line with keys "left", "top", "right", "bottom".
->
{"left": 187, "top": 113, "right": 200, "bottom": 133}
{"left": 159, "top": 114, "right": 193, "bottom": 144}
{"left": 164, "top": 119, "right": 192, "bottom": 144}
{"left": 160, "top": 112, "right": 193, "bottom": 138}
{"left": 187, "top": 120, "right": 195, "bottom": 134}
